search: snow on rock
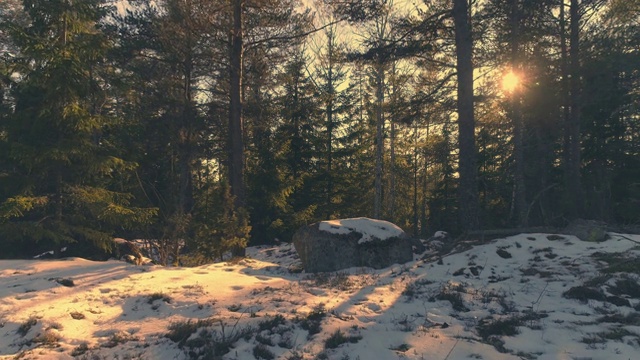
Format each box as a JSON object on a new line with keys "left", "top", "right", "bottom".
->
{"left": 318, "top": 217, "right": 404, "bottom": 244}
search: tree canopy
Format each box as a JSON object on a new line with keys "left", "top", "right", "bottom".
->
{"left": 1, "top": 0, "right": 638, "bottom": 262}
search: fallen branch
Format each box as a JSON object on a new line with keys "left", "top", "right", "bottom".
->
{"left": 611, "top": 234, "right": 640, "bottom": 245}
{"left": 443, "top": 337, "right": 460, "bottom": 360}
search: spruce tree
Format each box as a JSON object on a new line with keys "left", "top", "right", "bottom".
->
{"left": 0, "top": 0, "right": 155, "bottom": 258}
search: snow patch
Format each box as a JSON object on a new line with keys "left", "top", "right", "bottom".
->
{"left": 318, "top": 217, "right": 404, "bottom": 244}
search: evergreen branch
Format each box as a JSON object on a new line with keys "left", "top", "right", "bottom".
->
{"left": 409, "top": 71, "right": 457, "bottom": 110}
{"left": 0, "top": 196, "right": 49, "bottom": 220}
{"left": 36, "top": 216, "right": 52, "bottom": 225}
{"left": 245, "top": 18, "right": 344, "bottom": 47}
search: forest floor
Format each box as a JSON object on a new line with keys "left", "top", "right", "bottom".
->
{"left": 0, "top": 232, "right": 639, "bottom": 360}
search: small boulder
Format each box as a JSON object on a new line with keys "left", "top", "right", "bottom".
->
{"left": 292, "top": 218, "right": 414, "bottom": 273}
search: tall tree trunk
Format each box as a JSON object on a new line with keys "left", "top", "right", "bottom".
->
{"left": 560, "top": 0, "right": 571, "bottom": 190}
{"left": 374, "top": 59, "right": 385, "bottom": 219}
{"left": 421, "top": 118, "right": 431, "bottom": 237}
{"left": 413, "top": 121, "right": 419, "bottom": 236}
{"left": 178, "top": 37, "right": 195, "bottom": 217}
{"left": 452, "top": 0, "right": 479, "bottom": 231}
{"left": 229, "top": 0, "right": 246, "bottom": 256}
{"left": 567, "top": 0, "right": 583, "bottom": 218}
{"left": 510, "top": 0, "right": 527, "bottom": 227}
{"left": 389, "top": 65, "right": 397, "bottom": 219}
{"left": 326, "top": 35, "right": 334, "bottom": 219}
{"left": 512, "top": 98, "right": 526, "bottom": 226}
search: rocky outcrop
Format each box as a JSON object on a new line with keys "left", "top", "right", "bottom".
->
{"left": 292, "top": 218, "right": 414, "bottom": 273}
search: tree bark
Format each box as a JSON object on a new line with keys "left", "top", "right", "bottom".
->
{"left": 509, "top": 0, "right": 527, "bottom": 227}
{"left": 374, "top": 58, "right": 385, "bottom": 219}
{"left": 452, "top": 0, "right": 479, "bottom": 231}
{"left": 326, "top": 32, "right": 335, "bottom": 219}
{"left": 389, "top": 63, "right": 397, "bottom": 219}
{"left": 413, "top": 122, "right": 419, "bottom": 236}
{"left": 178, "top": 25, "right": 195, "bottom": 217}
{"left": 229, "top": 0, "right": 246, "bottom": 256}
{"left": 560, "top": 0, "right": 571, "bottom": 190}
{"left": 567, "top": 0, "right": 583, "bottom": 218}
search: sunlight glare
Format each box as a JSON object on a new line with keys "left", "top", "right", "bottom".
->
{"left": 502, "top": 70, "right": 520, "bottom": 93}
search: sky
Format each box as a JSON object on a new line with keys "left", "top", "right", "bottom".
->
{"left": 1, "top": 223, "right": 639, "bottom": 359}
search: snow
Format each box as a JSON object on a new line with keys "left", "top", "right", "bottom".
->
{"left": 318, "top": 217, "right": 405, "bottom": 244}
{"left": 433, "top": 230, "right": 449, "bottom": 239}
{"left": 1, "top": 232, "right": 639, "bottom": 360}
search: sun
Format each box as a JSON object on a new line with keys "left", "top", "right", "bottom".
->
{"left": 502, "top": 70, "right": 520, "bottom": 93}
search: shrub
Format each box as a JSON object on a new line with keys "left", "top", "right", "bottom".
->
{"left": 300, "top": 303, "right": 327, "bottom": 338}
{"left": 601, "top": 312, "right": 640, "bottom": 326}
{"left": 252, "top": 344, "right": 275, "bottom": 360}
{"left": 477, "top": 316, "right": 522, "bottom": 340}
{"left": 71, "top": 343, "right": 90, "bottom": 356}
{"left": 168, "top": 319, "right": 255, "bottom": 359}
{"left": 102, "top": 331, "right": 137, "bottom": 348}
{"left": 311, "top": 272, "right": 353, "bottom": 290}
{"left": 147, "top": 292, "right": 172, "bottom": 304}
{"left": 17, "top": 316, "right": 38, "bottom": 337}
{"left": 436, "top": 290, "right": 468, "bottom": 312}
{"left": 255, "top": 332, "right": 274, "bottom": 346}
{"left": 390, "top": 343, "right": 411, "bottom": 352}
{"left": 258, "top": 314, "right": 286, "bottom": 332}
{"left": 324, "top": 329, "right": 362, "bottom": 349}
{"left": 33, "top": 330, "right": 61, "bottom": 346}
{"left": 166, "top": 318, "right": 216, "bottom": 345}
{"left": 562, "top": 286, "right": 605, "bottom": 303}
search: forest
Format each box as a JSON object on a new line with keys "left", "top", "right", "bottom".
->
{"left": 0, "top": 0, "right": 638, "bottom": 264}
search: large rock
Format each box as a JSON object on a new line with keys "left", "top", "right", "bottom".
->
{"left": 292, "top": 218, "right": 414, "bottom": 273}
{"left": 563, "top": 219, "right": 608, "bottom": 242}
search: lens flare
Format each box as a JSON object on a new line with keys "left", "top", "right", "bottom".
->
{"left": 502, "top": 71, "right": 520, "bottom": 93}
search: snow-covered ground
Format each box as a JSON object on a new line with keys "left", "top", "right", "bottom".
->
{"left": 1, "top": 232, "right": 639, "bottom": 360}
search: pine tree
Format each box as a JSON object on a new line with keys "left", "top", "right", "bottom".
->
{"left": 580, "top": 2, "right": 640, "bottom": 222}
{"left": 312, "top": 21, "right": 359, "bottom": 219}
{"left": 251, "top": 48, "right": 319, "bottom": 242}
{"left": 188, "top": 181, "right": 250, "bottom": 263}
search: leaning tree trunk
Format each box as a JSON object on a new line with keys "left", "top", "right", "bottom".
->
{"left": 452, "top": 0, "right": 479, "bottom": 231}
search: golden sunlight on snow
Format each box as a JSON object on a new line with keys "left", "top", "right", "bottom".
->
{"left": 1, "top": 235, "right": 639, "bottom": 359}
